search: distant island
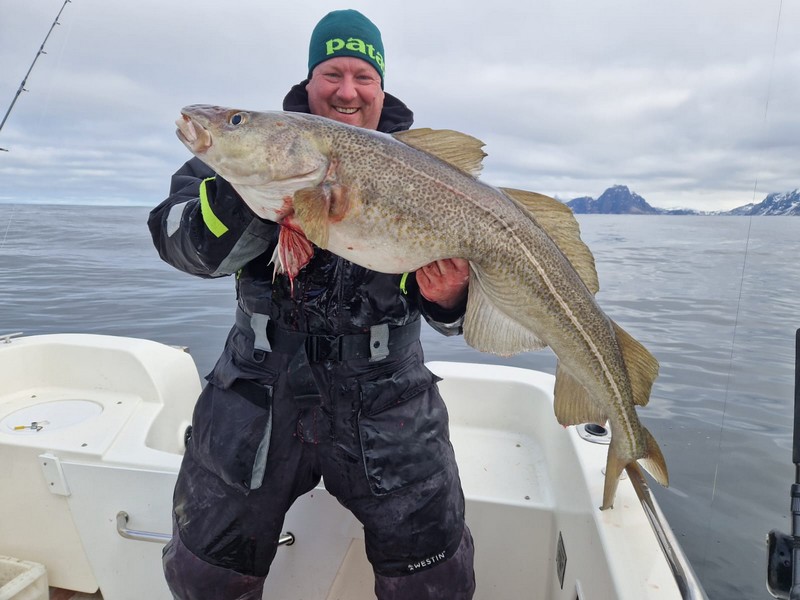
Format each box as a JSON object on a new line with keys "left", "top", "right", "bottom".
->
{"left": 564, "top": 185, "right": 800, "bottom": 216}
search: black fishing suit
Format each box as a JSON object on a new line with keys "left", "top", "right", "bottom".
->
{"left": 148, "top": 83, "right": 476, "bottom": 600}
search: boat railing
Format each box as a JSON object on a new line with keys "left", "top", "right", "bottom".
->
{"left": 627, "top": 465, "right": 709, "bottom": 600}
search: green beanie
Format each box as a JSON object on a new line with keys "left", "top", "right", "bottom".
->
{"left": 307, "top": 10, "right": 385, "bottom": 88}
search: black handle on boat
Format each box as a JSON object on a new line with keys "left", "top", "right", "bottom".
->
{"left": 766, "top": 329, "right": 800, "bottom": 599}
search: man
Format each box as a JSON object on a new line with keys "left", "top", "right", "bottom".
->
{"left": 149, "top": 9, "right": 475, "bottom": 599}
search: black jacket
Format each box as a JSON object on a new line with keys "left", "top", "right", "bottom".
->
{"left": 148, "top": 82, "right": 465, "bottom": 338}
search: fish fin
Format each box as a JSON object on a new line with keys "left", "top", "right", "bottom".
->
{"left": 293, "top": 187, "right": 331, "bottom": 249}
{"left": 601, "top": 441, "right": 627, "bottom": 510}
{"left": 464, "top": 264, "right": 548, "bottom": 355}
{"left": 612, "top": 321, "right": 659, "bottom": 407}
{"left": 293, "top": 183, "right": 357, "bottom": 249}
{"left": 638, "top": 425, "right": 669, "bottom": 487}
{"left": 501, "top": 188, "right": 600, "bottom": 295}
{"left": 553, "top": 362, "right": 608, "bottom": 426}
{"left": 393, "top": 129, "right": 487, "bottom": 178}
{"left": 602, "top": 426, "right": 669, "bottom": 510}
{"left": 327, "top": 182, "right": 355, "bottom": 220}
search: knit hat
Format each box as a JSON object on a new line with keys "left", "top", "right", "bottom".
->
{"left": 307, "top": 10, "right": 385, "bottom": 87}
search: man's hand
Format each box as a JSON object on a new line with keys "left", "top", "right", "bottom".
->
{"left": 416, "top": 258, "right": 470, "bottom": 310}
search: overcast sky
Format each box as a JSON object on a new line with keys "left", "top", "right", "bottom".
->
{"left": 0, "top": 0, "right": 797, "bottom": 211}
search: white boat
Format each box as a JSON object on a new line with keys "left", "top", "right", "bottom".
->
{"left": 0, "top": 332, "right": 706, "bottom": 599}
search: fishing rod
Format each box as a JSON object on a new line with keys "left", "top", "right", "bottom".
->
{"left": 766, "top": 329, "right": 800, "bottom": 599}
{"left": 0, "top": 0, "right": 72, "bottom": 152}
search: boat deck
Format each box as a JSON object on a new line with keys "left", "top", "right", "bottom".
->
{"left": 44, "top": 413, "right": 551, "bottom": 600}
{"left": 0, "top": 336, "right": 703, "bottom": 600}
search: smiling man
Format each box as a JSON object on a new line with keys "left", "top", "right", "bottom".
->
{"left": 152, "top": 9, "right": 475, "bottom": 600}
{"left": 305, "top": 55, "right": 384, "bottom": 129}
{"left": 303, "top": 11, "right": 386, "bottom": 130}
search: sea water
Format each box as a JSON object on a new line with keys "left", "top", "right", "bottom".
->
{"left": 1, "top": 204, "right": 798, "bottom": 599}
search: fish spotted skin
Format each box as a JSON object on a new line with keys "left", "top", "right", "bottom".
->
{"left": 175, "top": 105, "right": 668, "bottom": 509}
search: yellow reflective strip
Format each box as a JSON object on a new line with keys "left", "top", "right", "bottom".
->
{"left": 399, "top": 272, "right": 409, "bottom": 295}
{"left": 200, "top": 177, "right": 229, "bottom": 238}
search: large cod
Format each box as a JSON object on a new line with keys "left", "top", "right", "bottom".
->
{"left": 175, "top": 105, "right": 668, "bottom": 509}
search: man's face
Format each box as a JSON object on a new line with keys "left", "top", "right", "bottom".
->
{"left": 306, "top": 56, "right": 385, "bottom": 130}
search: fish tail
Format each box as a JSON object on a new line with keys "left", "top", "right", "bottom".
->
{"left": 600, "top": 426, "right": 669, "bottom": 510}
{"left": 638, "top": 425, "right": 669, "bottom": 488}
{"left": 601, "top": 442, "right": 627, "bottom": 510}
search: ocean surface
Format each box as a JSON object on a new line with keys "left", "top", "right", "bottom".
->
{"left": 2, "top": 204, "right": 798, "bottom": 599}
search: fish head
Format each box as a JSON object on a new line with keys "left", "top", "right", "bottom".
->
{"left": 175, "top": 104, "right": 330, "bottom": 198}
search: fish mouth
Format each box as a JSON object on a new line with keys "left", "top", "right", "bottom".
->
{"left": 175, "top": 113, "right": 212, "bottom": 153}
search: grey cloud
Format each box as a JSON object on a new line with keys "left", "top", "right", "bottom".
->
{"left": 1, "top": 0, "right": 797, "bottom": 212}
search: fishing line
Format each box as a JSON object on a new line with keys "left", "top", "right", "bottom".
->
{"left": 0, "top": 205, "right": 17, "bottom": 250}
{"left": 701, "top": 0, "right": 783, "bottom": 572}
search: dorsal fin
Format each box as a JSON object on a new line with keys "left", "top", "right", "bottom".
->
{"left": 501, "top": 188, "right": 600, "bottom": 295}
{"left": 393, "top": 128, "right": 486, "bottom": 177}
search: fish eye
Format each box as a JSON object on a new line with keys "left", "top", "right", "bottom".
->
{"left": 229, "top": 112, "right": 246, "bottom": 126}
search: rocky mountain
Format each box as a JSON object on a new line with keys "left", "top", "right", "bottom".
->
{"left": 726, "top": 189, "right": 800, "bottom": 216}
{"left": 566, "top": 186, "right": 654, "bottom": 214}
{"left": 566, "top": 185, "right": 691, "bottom": 215}
{"left": 565, "top": 185, "right": 800, "bottom": 215}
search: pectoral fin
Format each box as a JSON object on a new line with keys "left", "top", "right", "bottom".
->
{"left": 293, "top": 183, "right": 358, "bottom": 250}
{"left": 293, "top": 187, "right": 331, "bottom": 249}
{"left": 463, "top": 264, "right": 547, "bottom": 356}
